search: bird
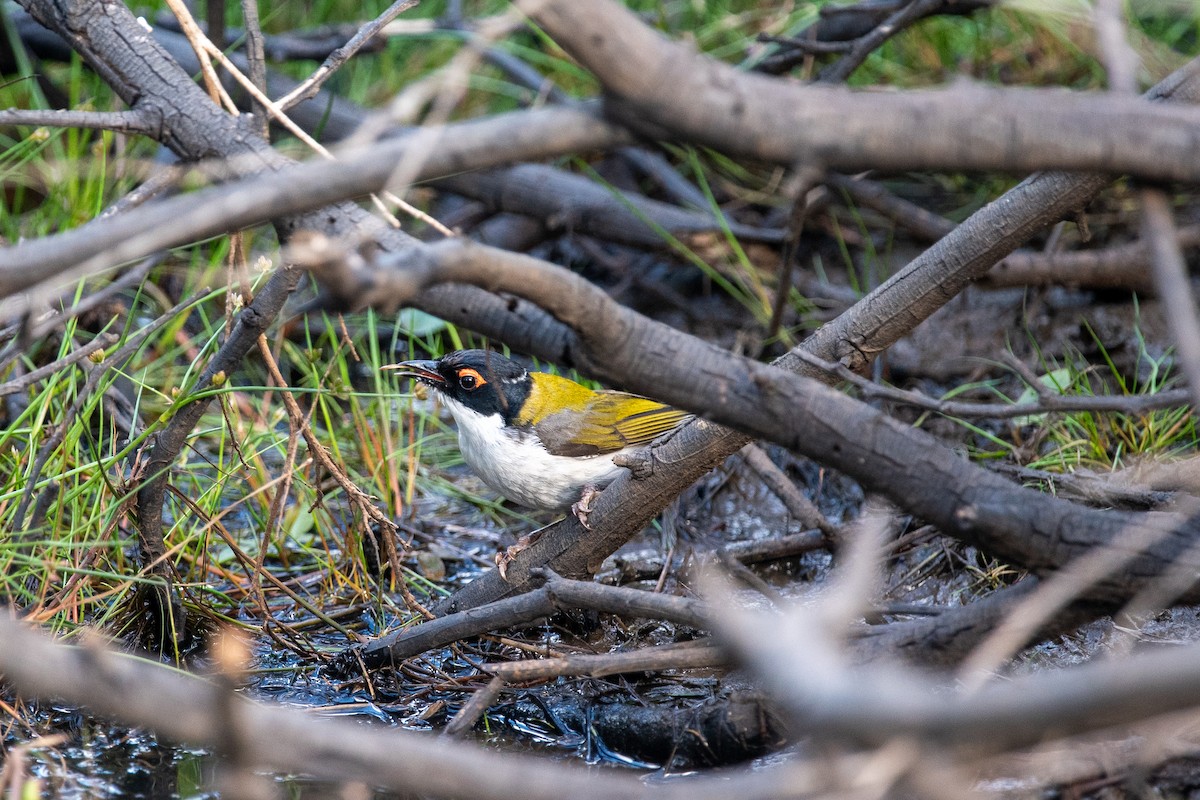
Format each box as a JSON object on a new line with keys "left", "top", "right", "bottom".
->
{"left": 382, "top": 349, "right": 689, "bottom": 518}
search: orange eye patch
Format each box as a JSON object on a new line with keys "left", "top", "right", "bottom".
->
{"left": 456, "top": 367, "right": 488, "bottom": 389}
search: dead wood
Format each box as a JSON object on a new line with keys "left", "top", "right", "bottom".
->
{"left": 436, "top": 164, "right": 783, "bottom": 246}
{"left": 7, "top": 5, "right": 369, "bottom": 142}
{"left": 10, "top": 605, "right": 1200, "bottom": 785}
{"left": 492, "top": 690, "right": 789, "bottom": 769}
{"left": 0, "top": 103, "right": 630, "bottom": 294}
{"left": 756, "top": 0, "right": 995, "bottom": 75}
{"left": 12, "top": 0, "right": 421, "bottom": 645}
{"left": 982, "top": 223, "right": 1200, "bottom": 292}
{"left": 134, "top": 269, "right": 302, "bottom": 646}
{"left": 710, "top": 577, "right": 1200, "bottom": 754}
{"left": 317, "top": 239, "right": 1200, "bottom": 625}
{"left": 794, "top": 347, "right": 1194, "bottom": 420}
{"left": 10, "top": 0, "right": 1200, "bottom": 763}
{"left": 1143, "top": 189, "right": 1200, "bottom": 409}
{"left": 0, "top": 617, "right": 650, "bottom": 800}
{"left": 343, "top": 571, "right": 707, "bottom": 671}
{"left": 596, "top": 529, "right": 828, "bottom": 586}
{"left": 483, "top": 640, "right": 724, "bottom": 682}
{"left": 848, "top": 578, "right": 1102, "bottom": 667}
{"left": 3, "top": 615, "right": 798, "bottom": 783}
{"left": 825, "top": 172, "right": 958, "bottom": 243}
{"left": 367, "top": 44, "right": 1200, "bottom": 636}
{"left": 525, "top": 0, "right": 1200, "bottom": 182}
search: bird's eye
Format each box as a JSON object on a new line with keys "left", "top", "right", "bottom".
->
{"left": 459, "top": 374, "right": 476, "bottom": 390}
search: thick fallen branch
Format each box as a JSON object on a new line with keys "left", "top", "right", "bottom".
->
{"left": 342, "top": 571, "right": 707, "bottom": 671}
{"left": 0, "top": 103, "right": 630, "bottom": 295}
{"left": 6, "top": 591, "right": 1200, "bottom": 789}
{"left": 523, "top": 0, "right": 1200, "bottom": 182}
{"left": 981, "top": 226, "right": 1200, "bottom": 292}
{"left": 0, "top": 617, "right": 644, "bottom": 800}
{"left": 710, "top": 576, "right": 1200, "bottom": 753}
{"left": 437, "top": 164, "right": 782, "bottom": 246}
{"left": 484, "top": 640, "right": 724, "bottom": 682}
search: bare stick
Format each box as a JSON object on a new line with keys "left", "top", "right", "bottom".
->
{"left": 0, "top": 105, "right": 631, "bottom": 296}
{"left": 790, "top": 347, "right": 1192, "bottom": 419}
{"left": 277, "top": 0, "right": 420, "bottom": 110}
{"left": 442, "top": 676, "right": 506, "bottom": 738}
{"left": 484, "top": 640, "right": 725, "bottom": 681}
{"left": 0, "top": 618, "right": 652, "bottom": 800}
{"left": 238, "top": 0, "right": 269, "bottom": 137}
{"left": 0, "top": 108, "right": 158, "bottom": 134}
{"left": 740, "top": 444, "right": 836, "bottom": 536}
{"left": 134, "top": 267, "right": 302, "bottom": 647}
{"left": 708, "top": 573, "right": 1200, "bottom": 753}
{"left": 826, "top": 172, "right": 956, "bottom": 242}
{"left": 956, "top": 500, "right": 1200, "bottom": 690}
{"left": 0, "top": 333, "right": 115, "bottom": 398}
{"left": 981, "top": 229, "right": 1200, "bottom": 293}
{"left": 522, "top": 0, "right": 1200, "bottom": 182}
{"left": 162, "top": 0, "right": 238, "bottom": 112}
{"left": 1142, "top": 191, "right": 1200, "bottom": 410}
{"left": 345, "top": 570, "right": 708, "bottom": 670}
{"left": 819, "top": 0, "right": 947, "bottom": 82}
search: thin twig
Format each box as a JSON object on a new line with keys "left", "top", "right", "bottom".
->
{"left": 277, "top": 0, "right": 420, "bottom": 110}
{"left": 983, "top": 226, "right": 1200, "bottom": 292}
{"left": 161, "top": 0, "right": 239, "bottom": 112}
{"left": 1094, "top": 0, "right": 1141, "bottom": 94}
{"left": 826, "top": 172, "right": 956, "bottom": 242}
{"left": 767, "top": 166, "right": 823, "bottom": 343}
{"left": 484, "top": 640, "right": 725, "bottom": 681}
{"left": 0, "top": 333, "right": 116, "bottom": 397}
{"left": 133, "top": 266, "right": 302, "bottom": 648}
{"left": 442, "top": 676, "right": 505, "bottom": 737}
{"left": 253, "top": 336, "right": 398, "bottom": 536}
{"left": 252, "top": 335, "right": 427, "bottom": 618}
{"left": 757, "top": 32, "right": 855, "bottom": 55}
{"left": 740, "top": 443, "right": 837, "bottom": 536}
{"left": 344, "top": 570, "right": 709, "bottom": 671}
{"left": 239, "top": 0, "right": 269, "bottom": 137}
{"left": 1142, "top": 191, "right": 1200, "bottom": 410}
{"left": 790, "top": 347, "right": 1192, "bottom": 419}
{"left": 0, "top": 108, "right": 159, "bottom": 134}
{"left": 30, "top": 255, "right": 162, "bottom": 340}
{"left": 819, "top": 0, "right": 947, "bottom": 82}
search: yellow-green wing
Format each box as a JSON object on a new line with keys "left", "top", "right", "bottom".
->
{"left": 535, "top": 391, "right": 690, "bottom": 457}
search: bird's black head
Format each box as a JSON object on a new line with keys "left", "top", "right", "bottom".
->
{"left": 384, "top": 349, "right": 531, "bottom": 422}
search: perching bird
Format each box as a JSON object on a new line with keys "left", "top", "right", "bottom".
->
{"left": 383, "top": 349, "right": 689, "bottom": 515}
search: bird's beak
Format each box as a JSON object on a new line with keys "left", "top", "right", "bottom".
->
{"left": 381, "top": 359, "right": 445, "bottom": 385}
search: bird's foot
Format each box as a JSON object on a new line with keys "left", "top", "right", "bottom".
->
{"left": 495, "top": 528, "right": 545, "bottom": 581}
{"left": 571, "top": 485, "right": 601, "bottom": 531}
{"left": 495, "top": 539, "right": 527, "bottom": 581}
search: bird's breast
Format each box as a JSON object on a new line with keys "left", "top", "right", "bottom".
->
{"left": 441, "top": 396, "right": 623, "bottom": 510}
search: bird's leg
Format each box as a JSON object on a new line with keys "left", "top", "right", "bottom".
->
{"left": 571, "top": 484, "right": 601, "bottom": 531}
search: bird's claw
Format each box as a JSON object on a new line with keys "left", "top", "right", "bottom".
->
{"left": 495, "top": 532, "right": 538, "bottom": 581}
{"left": 571, "top": 485, "right": 601, "bottom": 530}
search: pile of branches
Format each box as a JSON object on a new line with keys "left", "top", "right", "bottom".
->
{"left": 5, "top": 0, "right": 1200, "bottom": 796}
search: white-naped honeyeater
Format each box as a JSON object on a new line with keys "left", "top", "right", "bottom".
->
{"left": 383, "top": 349, "right": 689, "bottom": 520}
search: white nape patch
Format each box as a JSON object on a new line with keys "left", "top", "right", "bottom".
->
{"left": 440, "top": 396, "right": 623, "bottom": 511}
